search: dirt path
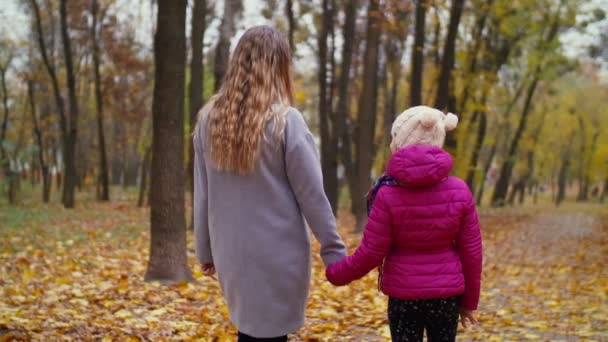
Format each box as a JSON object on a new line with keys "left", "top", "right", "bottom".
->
{"left": 301, "top": 207, "right": 608, "bottom": 341}
{"left": 469, "top": 208, "right": 608, "bottom": 341}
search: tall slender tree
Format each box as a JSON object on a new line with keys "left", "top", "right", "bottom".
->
{"left": 410, "top": 0, "right": 427, "bottom": 107}
{"left": 90, "top": 0, "right": 110, "bottom": 201}
{"left": 318, "top": 0, "right": 338, "bottom": 213}
{"left": 354, "top": 0, "right": 382, "bottom": 231}
{"left": 491, "top": 3, "right": 563, "bottom": 207}
{"left": 59, "top": 0, "right": 80, "bottom": 208}
{"left": 144, "top": 0, "right": 193, "bottom": 283}
{"left": 187, "top": 0, "right": 211, "bottom": 230}
{"left": 335, "top": 0, "right": 358, "bottom": 216}
{"left": 435, "top": 0, "right": 465, "bottom": 150}
{"left": 285, "top": 0, "right": 296, "bottom": 53}
{"left": 27, "top": 79, "right": 51, "bottom": 202}
{"left": 214, "top": 0, "right": 242, "bottom": 91}
{"left": 0, "top": 50, "right": 14, "bottom": 204}
{"left": 188, "top": 0, "right": 210, "bottom": 198}
{"left": 30, "top": 0, "right": 70, "bottom": 200}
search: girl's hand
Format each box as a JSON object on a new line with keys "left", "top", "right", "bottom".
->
{"left": 459, "top": 308, "right": 478, "bottom": 329}
{"left": 201, "top": 263, "right": 216, "bottom": 280}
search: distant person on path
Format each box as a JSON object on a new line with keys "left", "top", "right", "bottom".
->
{"left": 193, "top": 26, "right": 346, "bottom": 342}
{"left": 326, "top": 106, "right": 483, "bottom": 342}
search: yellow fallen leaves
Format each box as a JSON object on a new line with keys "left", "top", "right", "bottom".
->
{"left": 1, "top": 200, "right": 607, "bottom": 341}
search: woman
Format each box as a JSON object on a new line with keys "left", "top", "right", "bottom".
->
{"left": 193, "top": 26, "right": 346, "bottom": 341}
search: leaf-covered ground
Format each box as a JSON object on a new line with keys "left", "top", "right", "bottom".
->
{"left": 1, "top": 192, "right": 607, "bottom": 341}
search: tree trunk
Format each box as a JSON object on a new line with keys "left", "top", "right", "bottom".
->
{"left": 383, "top": 57, "right": 401, "bottom": 147}
{"left": 28, "top": 80, "right": 51, "bottom": 203}
{"left": 6, "top": 114, "right": 26, "bottom": 205}
{"left": 138, "top": 145, "right": 152, "bottom": 207}
{"left": 318, "top": 0, "right": 338, "bottom": 213}
{"left": 335, "top": 0, "right": 358, "bottom": 216}
{"left": 0, "top": 62, "right": 9, "bottom": 150}
{"left": 188, "top": 0, "right": 208, "bottom": 227}
{"left": 457, "top": 0, "right": 493, "bottom": 114}
{"left": 144, "top": 0, "right": 193, "bottom": 283}
{"left": 476, "top": 138, "right": 497, "bottom": 206}
{"left": 506, "top": 107, "right": 544, "bottom": 206}
{"left": 354, "top": 0, "right": 382, "bottom": 232}
{"left": 410, "top": 0, "right": 427, "bottom": 107}
{"left": 214, "top": 0, "right": 242, "bottom": 91}
{"left": 517, "top": 152, "right": 536, "bottom": 205}
{"left": 60, "top": 0, "right": 80, "bottom": 208}
{"left": 286, "top": 0, "right": 296, "bottom": 53}
{"left": 581, "top": 131, "right": 599, "bottom": 202}
{"left": 556, "top": 134, "right": 575, "bottom": 206}
{"left": 491, "top": 6, "right": 562, "bottom": 207}
{"left": 30, "top": 0, "right": 68, "bottom": 145}
{"left": 91, "top": 0, "right": 110, "bottom": 201}
{"left": 575, "top": 115, "right": 585, "bottom": 202}
{"left": 491, "top": 77, "right": 539, "bottom": 207}
{"left": 601, "top": 175, "right": 608, "bottom": 204}
{"left": 435, "top": 0, "right": 465, "bottom": 150}
{"left": 431, "top": 4, "right": 441, "bottom": 66}
{"left": 465, "top": 110, "right": 487, "bottom": 192}
{"left": 111, "top": 117, "right": 123, "bottom": 185}
{"left": 30, "top": 0, "right": 67, "bottom": 203}
{"left": 0, "top": 60, "right": 13, "bottom": 204}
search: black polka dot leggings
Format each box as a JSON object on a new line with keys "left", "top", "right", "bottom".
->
{"left": 388, "top": 296, "right": 459, "bottom": 342}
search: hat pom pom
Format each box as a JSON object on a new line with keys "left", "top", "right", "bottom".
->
{"left": 419, "top": 111, "right": 438, "bottom": 129}
{"left": 444, "top": 113, "right": 459, "bottom": 131}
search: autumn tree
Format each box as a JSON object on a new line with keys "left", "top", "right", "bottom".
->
{"left": 435, "top": 0, "right": 465, "bottom": 150}
{"left": 0, "top": 42, "right": 15, "bottom": 204}
{"left": 317, "top": 0, "right": 339, "bottom": 213}
{"left": 335, "top": 0, "right": 358, "bottom": 216}
{"left": 90, "top": 0, "right": 110, "bottom": 201}
{"left": 353, "top": 0, "right": 382, "bottom": 231}
{"left": 144, "top": 0, "right": 193, "bottom": 283}
{"left": 409, "top": 0, "right": 427, "bottom": 107}
{"left": 491, "top": 0, "right": 571, "bottom": 207}
{"left": 26, "top": 76, "right": 51, "bottom": 203}
{"left": 214, "top": 0, "right": 243, "bottom": 91}
{"left": 59, "top": 0, "right": 80, "bottom": 208}
{"left": 188, "top": 0, "right": 213, "bottom": 215}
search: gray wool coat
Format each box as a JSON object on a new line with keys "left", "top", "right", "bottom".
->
{"left": 193, "top": 106, "right": 347, "bottom": 338}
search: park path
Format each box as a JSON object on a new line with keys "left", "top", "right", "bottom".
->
{"left": 463, "top": 207, "right": 608, "bottom": 341}
{"left": 306, "top": 206, "right": 608, "bottom": 341}
{"left": 1, "top": 200, "right": 606, "bottom": 341}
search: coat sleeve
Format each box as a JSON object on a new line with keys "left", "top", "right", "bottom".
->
{"left": 326, "top": 189, "right": 393, "bottom": 286}
{"left": 284, "top": 109, "right": 347, "bottom": 266}
{"left": 456, "top": 191, "right": 483, "bottom": 310}
{"left": 193, "top": 125, "right": 213, "bottom": 265}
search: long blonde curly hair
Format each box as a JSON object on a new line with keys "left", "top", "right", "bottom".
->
{"left": 198, "top": 26, "right": 294, "bottom": 175}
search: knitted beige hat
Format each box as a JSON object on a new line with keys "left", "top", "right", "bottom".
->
{"left": 390, "top": 105, "right": 459, "bottom": 151}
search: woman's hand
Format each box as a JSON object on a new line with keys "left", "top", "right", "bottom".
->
{"left": 459, "top": 308, "right": 478, "bottom": 329}
{"left": 201, "top": 263, "right": 216, "bottom": 280}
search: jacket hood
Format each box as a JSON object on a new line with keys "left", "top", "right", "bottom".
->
{"left": 387, "top": 145, "right": 453, "bottom": 187}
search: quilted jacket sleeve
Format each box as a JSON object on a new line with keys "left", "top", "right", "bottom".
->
{"left": 326, "top": 189, "right": 393, "bottom": 286}
{"left": 456, "top": 191, "right": 483, "bottom": 310}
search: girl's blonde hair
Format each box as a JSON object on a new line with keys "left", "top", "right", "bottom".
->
{"left": 197, "top": 26, "right": 294, "bottom": 175}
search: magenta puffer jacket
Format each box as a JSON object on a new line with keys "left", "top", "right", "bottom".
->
{"left": 326, "top": 145, "right": 482, "bottom": 310}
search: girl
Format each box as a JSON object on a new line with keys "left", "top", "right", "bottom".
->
{"left": 193, "top": 26, "right": 346, "bottom": 341}
{"left": 326, "top": 106, "right": 483, "bottom": 342}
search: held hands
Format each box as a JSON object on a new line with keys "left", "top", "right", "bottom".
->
{"left": 459, "top": 308, "right": 478, "bottom": 329}
{"left": 201, "top": 263, "right": 216, "bottom": 280}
